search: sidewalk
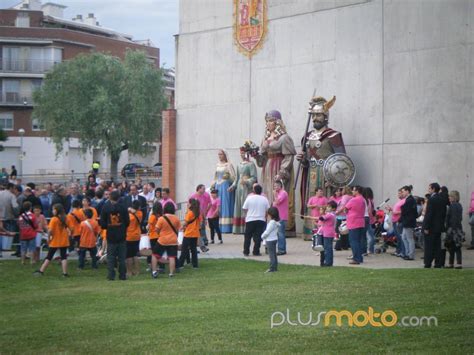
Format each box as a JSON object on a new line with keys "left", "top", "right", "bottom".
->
{"left": 199, "top": 234, "right": 474, "bottom": 269}
{"left": 2, "top": 235, "right": 472, "bottom": 269}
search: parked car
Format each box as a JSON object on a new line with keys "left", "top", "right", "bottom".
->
{"left": 121, "top": 163, "right": 149, "bottom": 178}
{"left": 152, "top": 163, "right": 162, "bottom": 175}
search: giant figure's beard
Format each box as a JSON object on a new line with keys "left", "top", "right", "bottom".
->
{"left": 313, "top": 121, "right": 327, "bottom": 130}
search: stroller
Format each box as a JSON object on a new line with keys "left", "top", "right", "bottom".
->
{"left": 375, "top": 209, "right": 397, "bottom": 253}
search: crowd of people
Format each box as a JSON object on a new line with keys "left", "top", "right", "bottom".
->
{"left": 1, "top": 164, "right": 473, "bottom": 278}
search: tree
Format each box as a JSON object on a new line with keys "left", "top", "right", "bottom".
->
{"left": 0, "top": 127, "right": 7, "bottom": 152}
{"left": 33, "top": 50, "right": 167, "bottom": 178}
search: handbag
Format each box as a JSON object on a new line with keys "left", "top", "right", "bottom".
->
{"left": 469, "top": 213, "right": 474, "bottom": 226}
{"left": 139, "top": 235, "right": 152, "bottom": 256}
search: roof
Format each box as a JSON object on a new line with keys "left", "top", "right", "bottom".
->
{"left": 42, "top": 2, "right": 67, "bottom": 8}
{"left": 43, "top": 14, "right": 134, "bottom": 42}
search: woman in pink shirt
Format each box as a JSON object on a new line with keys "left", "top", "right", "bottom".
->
{"left": 387, "top": 189, "right": 406, "bottom": 257}
{"left": 468, "top": 191, "right": 474, "bottom": 250}
{"left": 207, "top": 189, "right": 222, "bottom": 243}
{"left": 344, "top": 186, "right": 366, "bottom": 264}
{"left": 363, "top": 187, "right": 376, "bottom": 255}
{"left": 329, "top": 188, "right": 343, "bottom": 205}
{"left": 272, "top": 181, "right": 289, "bottom": 255}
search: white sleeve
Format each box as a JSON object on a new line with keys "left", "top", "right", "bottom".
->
{"left": 261, "top": 220, "right": 277, "bottom": 240}
{"left": 243, "top": 196, "right": 249, "bottom": 210}
{"left": 261, "top": 220, "right": 272, "bottom": 240}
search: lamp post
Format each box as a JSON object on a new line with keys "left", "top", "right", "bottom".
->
{"left": 18, "top": 128, "right": 25, "bottom": 178}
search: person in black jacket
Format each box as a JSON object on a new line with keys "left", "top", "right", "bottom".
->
{"left": 50, "top": 187, "right": 70, "bottom": 216}
{"left": 100, "top": 190, "right": 130, "bottom": 281}
{"left": 422, "top": 183, "right": 447, "bottom": 268}
{"left": 120, "top": 184, "right": 147, "bottom": 226}
{"left": 400, "top": 185, "right": 418, "bottom": 260}
{"left": 446, "top": 191, "right": 463, "bottom": 269}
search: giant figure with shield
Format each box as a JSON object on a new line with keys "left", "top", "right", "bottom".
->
{"left": 296, "top": 96, "right": 355, "bottom": 240}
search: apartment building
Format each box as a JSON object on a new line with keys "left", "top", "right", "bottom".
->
{"left": 0, "top": 0, "right": 165, "bottom": 177}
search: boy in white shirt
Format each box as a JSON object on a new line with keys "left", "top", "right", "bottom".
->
{"left": 242, "top": 184, "right": 269, "bottom": 256}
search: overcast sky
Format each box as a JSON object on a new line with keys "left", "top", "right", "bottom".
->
{"left": 2, "top": 0, "right": 179, "bottom": 67}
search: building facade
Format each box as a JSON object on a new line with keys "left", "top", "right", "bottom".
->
{"left": 0, "top": 0, "right": 163, "bottom": 178}
{"left": 176, "top": 0, "right": 473, "bottom": 231}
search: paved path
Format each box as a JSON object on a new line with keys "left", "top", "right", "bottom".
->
{"left": 199, "top": 234, "right": 474, "bottom": 269}
{"left": 2, "top": 234, "right": 472, "bottom": 269}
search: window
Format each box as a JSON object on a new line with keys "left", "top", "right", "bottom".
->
{"left": 2, "top": 47, "right": 20, "bottom": 71}
{"left": 3, "top": 80, "right": 21, "bottom": 103}
{"left": 32, "top": 117, "right": 44, "bottom": 131}
{"left": 31, "top": 79, "right": 42, "bottom": 92}
{"left": 0, "top": 113, "right": 14, "bottom": 131}
{"left": 15, "top": 13, "right": 30, "bottom": 28}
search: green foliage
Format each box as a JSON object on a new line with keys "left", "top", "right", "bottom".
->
{"left": 0, "top": 259, "right": 472, "bottom": 353}
{"left": 33, "top": 50, "right": 167, "bottom": 175}
{"left": 0, "top": 127, "right": 7, "bottom": 152}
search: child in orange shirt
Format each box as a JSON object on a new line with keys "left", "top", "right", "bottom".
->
{"left": 34, "top": 204, "right": 71, "bottom": 277}
{"left": 67, "top": 200, "right": 85, "bottom": 253}
{"left": 82, "top": 197, "right": 98, "bottom": 221}
{"left": 177, "top": 198, "right": 202, "bottom": 269}
{"left": 147, "top": 202, "right": 163, "bottom": 272}
{"left": 151, "top": 202, "right": 181, "bottom": 278}
{"left": 79, "top": 209, "right": 101, "bottom": 269}
{"left": 126, "top": 200, "right": 142, "bottom": 277}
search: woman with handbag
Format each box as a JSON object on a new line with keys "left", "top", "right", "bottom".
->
{"left": 151, "top": 202, "right": 180, "bottom": 278}
{"left": 468, "top": 191, "right": 474, "bottom": 250}
{"left": 446, "top": 191, "right": 464, "bottom": 269}
{"left": 177, "top": 198, "right": 202, "bottom": 269}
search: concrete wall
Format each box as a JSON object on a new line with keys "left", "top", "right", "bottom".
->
{"left": 176, "top": 0, "right": 473, "bottom": 229}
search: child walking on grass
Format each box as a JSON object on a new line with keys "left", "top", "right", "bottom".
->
{"left": 34, "top": 204, "right": 71, "bottom": 277}
{"left": 18, "top": 201, "right": 38, "bottom": 265}
{"left": 261, "top": 207, "right": 280, "bottom": 273}
{"left": 78, "top": 208, "right": 101, "bottom": 270}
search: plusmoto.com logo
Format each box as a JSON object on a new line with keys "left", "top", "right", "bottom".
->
{"left": 270, "top": 308, "right": 438, "bottom": 328}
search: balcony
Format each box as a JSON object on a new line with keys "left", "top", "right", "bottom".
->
{"left": 0, "top": 59, "right": 60, "bottom": 74}
{"left": 0, "top": 92, "right": 34, "bottom": 106}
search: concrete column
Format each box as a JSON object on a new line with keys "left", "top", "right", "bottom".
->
{"left": 161, "top": 109, "right": 176, "bottom": 201}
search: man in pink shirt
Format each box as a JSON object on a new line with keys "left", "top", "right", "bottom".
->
{"left": 387, "top": 189, "right": 406, "bottom": 257}
{"left": 272, "top": 181, "right": 288, "bottom": 255}
{"left": 160, "top": 188, "right": 177, "bottom": 209}
{"left": 345, "top": 186, "right": 366, "bottom": 264}
{"left": 307, "top": 188, "right": 328, "bottom": 218}
{"left": 190, "top": 184, "right": 212, "bottom": 246}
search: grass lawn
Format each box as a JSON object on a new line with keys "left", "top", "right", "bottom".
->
{"left": 0, "top": 258, "right": 473, "bottom": 353}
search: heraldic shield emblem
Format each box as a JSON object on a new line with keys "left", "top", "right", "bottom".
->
{"left": 233, "top": 0, "right": 268, "bottom": 58}
{"left": 323, "top": 153, "right": 357, "bottom": 188}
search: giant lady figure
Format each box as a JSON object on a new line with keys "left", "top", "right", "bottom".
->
{"left": 211, "top": 150, "right": 236, "bottom": 233}
{"left": 253, "top": 110, "right": 296, "bottom": 230}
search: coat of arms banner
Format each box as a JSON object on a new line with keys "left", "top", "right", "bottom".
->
{"left": 233, "top": 0, "right": 268, "bottom": 58}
